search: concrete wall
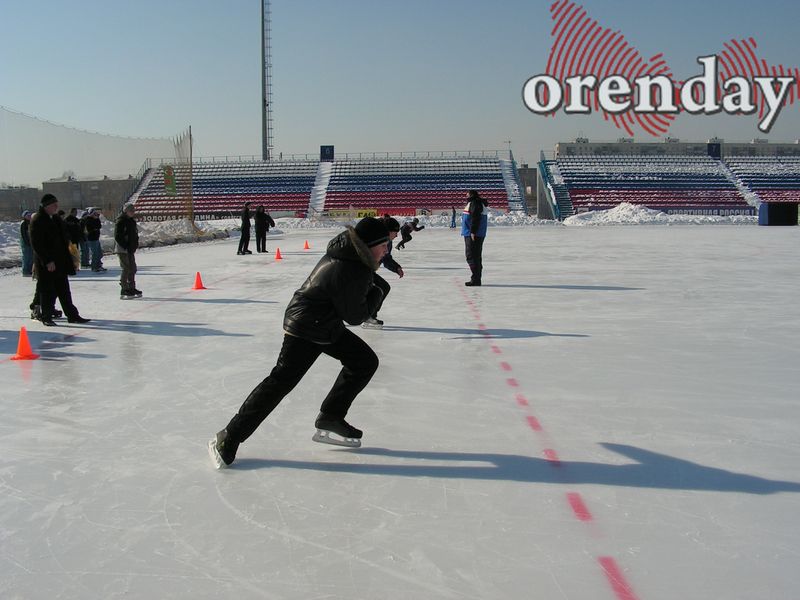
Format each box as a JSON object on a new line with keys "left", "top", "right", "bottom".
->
{"left": 41, "top": 177, "right": 137, "bottom": 216}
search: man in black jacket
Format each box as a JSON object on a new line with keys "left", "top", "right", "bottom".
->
{"left": 84, "top": 208, "right": 105, "bottom": 271}
{"left": 237, "top": 202, "right": 252, "bottom": 255}
{"left": 395, "top": 217, "right": 424, "bottom": 249}
{"left": 115, "top": 202, "right": 140, "bottom": 299}
{"left": 29, "top": 194, "right": 90, "bottom": 326}
{"left": 253, "top": 205, "right": 276, "bottom": 253}
{"left": 209, "top": 217, "right": 390, "bottom": 468}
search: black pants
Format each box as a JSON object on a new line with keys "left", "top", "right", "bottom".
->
{"left": 396, "top": 231, "right": 412, "bottom": 249}
{"left": 372, "top": 273, "right": 391, "bottom": 318}
{"left": 36, "top": 270, "right": 79, "bottom": 320}
{"left": 225, "top": 330, "right": 379, "bottom": 443}
{"left": 464, "top": 236, "right": 485, "bottom": 283}
{"left": 237, "top": 229, "right": 251, "bottom": 253}
{"left": 255, "top": 228, "right": 267, "bottom": 252}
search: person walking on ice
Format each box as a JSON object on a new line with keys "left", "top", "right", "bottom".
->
{"left": 208, "top": 217, "right": 391, "bottom": 468}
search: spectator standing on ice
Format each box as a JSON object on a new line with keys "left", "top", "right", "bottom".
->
{"left": 65, "top": 207, "right": 88, "bottom": 269}
{"left": 29, "top": 194, "right": 90, "bottom": 326}
{"left": 395, "top": 217, "right": 424, "bottom": 250}
{"left": 237, "top": 202, "right": 252, "bottom": 255}
{"left": 84, "top": 208, "right": 106, "bottom": 272}
{"left": 20, "top": 210, "right": 33, "bottom": 277}
{"left": 461, "top": 189, "right": 488, "bottom": 286}
{"left": 253, "top": 205, "right": 276, "bottom": 253}
{"left": 208, "top": 217, "right": 390, "bottom": 468}
{"left": 450, "top": 206, "right": 457, "bottom": 228}
{"left": 115, "top": 202, "right": 141, "bottom": 299}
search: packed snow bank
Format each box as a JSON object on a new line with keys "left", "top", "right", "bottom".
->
{"left": 563, "top": 202, "right": 758, "bottom": 226}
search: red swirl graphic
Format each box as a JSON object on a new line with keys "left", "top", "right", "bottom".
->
{"left": 543, "top": 1, "right": 799, "bottom": 137}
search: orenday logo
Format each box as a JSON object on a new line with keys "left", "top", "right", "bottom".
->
{"left": 522, "top": 0, "right": 799, "bottom": 135}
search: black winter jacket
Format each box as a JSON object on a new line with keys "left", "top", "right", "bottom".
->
{"left": 20, "top": 219, "right": 31, "bottom": 247}
{"left": 29, "top": 208, "right": 75, "bottom": 276}
{"left": 254, "top": 211, "right": 275, "bottom": 232}
{"left": 84, "top": 215, "right": 102, "bottom": 241}
{"left": 114, "top": 213, "right": 139, "bottom": 253}
{"left": 283, "top": 227, "right": 384, "bottom": 344}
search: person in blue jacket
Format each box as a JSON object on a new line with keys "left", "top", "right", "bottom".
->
{"left": 461, "top": 189, "right": 488, "bottom": 286}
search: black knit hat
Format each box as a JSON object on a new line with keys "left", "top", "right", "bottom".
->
{"left": 354, "top": 217, "right": 390, "bottom": 248}
{"left": 40, "top": 193, "right": 58, "bottom": 207}
{"left": 383, "top": 217, "right": 400, "bottom": 232}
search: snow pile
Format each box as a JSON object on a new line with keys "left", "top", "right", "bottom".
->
{"left": 563, "top": 202, "right": 757, "bottom": 226}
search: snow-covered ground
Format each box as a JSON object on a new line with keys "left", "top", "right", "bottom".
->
{"left": 0, "top": 203, "right": 758, "bottom": 268}
{"left": 1, "top": 206, "right": 797, "bottom": 600}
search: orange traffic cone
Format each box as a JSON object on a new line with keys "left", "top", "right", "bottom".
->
{"left": 10, "top": 326, "right": 40, "bottom": 361}
{"left": 275, "top": 248, "right": 282, "bottom": 260}
{"left": 303, "top": 240, "right": 310, "bottom": 250}
{"left": 192, "top": 272, "right": 207, "bottom": 290}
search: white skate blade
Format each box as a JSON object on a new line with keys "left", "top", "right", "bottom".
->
{"left": 207, "top": 438, "right": 228, "bottom": 469}
{"left": 360, "top": 322, "right": 383, "bottom": 330}
{"left": 312, "top": 429, "right": 362, "bottom": 448}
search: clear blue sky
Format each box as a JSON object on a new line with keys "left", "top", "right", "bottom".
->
{"left": 1, "top": 0, "right": 799, "bottom": 169}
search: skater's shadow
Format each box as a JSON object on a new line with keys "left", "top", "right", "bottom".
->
{"left": 480, "top": 284, "right": 644, "bottom": 291}
{"left": 75, "top": 319, "right": 251, "bottom": 338}
{"left": 380, "top": 325, "right": 588, "bottom": 340}
{"left": 143, "top": 297, "right": 276, "bottom": 305}
{"left": 233, "top": 444, "right": 800, "bottom": 495}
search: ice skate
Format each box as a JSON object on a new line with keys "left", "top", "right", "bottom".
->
{"left": 120, "top": 289, "right": 136, "bottom": 300}
{"left": 208, "top": 429, "right": 239, "bottom": 469}
{"left": 361, "top": 316, "right": 384, "bottom": 330}
{"left": 312, "top": 413, "right": 362, "bottom": 448}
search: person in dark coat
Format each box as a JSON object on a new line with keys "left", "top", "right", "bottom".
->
{"left": 237, "top": 202, "right": 252, "bottom": 255}
{"left": 461, "top": 189, "right": 489, "bottom": 286}
{"left": 29, "top": 194, "right": 90, "bottom": 326}
{"left": 78, "top": 209, "right": 90, "bottom": 267}
{"left": 363, "top": 216, "right": 403, "bottom": 329}
{"left": 209, "top": 217, "right": 390, "bottom": 468}
{"left": 20, "top": 211, "right": 33, "bottom": 276}
{"left": 84, "top": 208, "right": 105, "bottom": 271}
{"left": 395, "top": 217, "right": 424, "bottom": 249}
{"left": 114, "top": 202, "right": 141, "bottom": 298}
{"left": 450, "top": 206, "right": 457, "bottom": 228}
{"left": 64, "top": 208, "right": 87, "bottom": 268}
{"left": 253, "top": 205, "right": 276, "bottom": 253}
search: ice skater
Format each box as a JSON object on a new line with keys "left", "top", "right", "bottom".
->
{"left": 208, "top": 217, "right": 391, "bottom": 468}
{"left": 462, "top": 189, "right": 488, "bottom": 286}
{"left": 395, "top": 217, "right": 424, "bottom": 249}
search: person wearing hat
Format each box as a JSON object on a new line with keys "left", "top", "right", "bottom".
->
{"left": 209, "top": 216, "right": 390, "bottom": 468}
{"left": 461, "top": 189, "right": 489, "bottom": 286}
{"left": 395, "top": 216, "right": 425, "bottom": 250}
{"left": 115, "top": 202, "right": 141, "bottom": 299}
{"left": 19, "top": 210, "right": 34, "bottom": 276}
{"left": 28, "top": 194, "right": 90, "bottom": 326}
{"left": 84, "top": 207, "right": 106, "bottom": 272}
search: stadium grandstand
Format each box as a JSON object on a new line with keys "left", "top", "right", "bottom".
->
{"left": 127, "top": 151, "right": 527, "bottom": 221}
{"left": 536, "top": 139, "right": 800, "bottom": 224}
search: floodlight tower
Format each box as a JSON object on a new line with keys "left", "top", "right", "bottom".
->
{"left": 261, "top": 0, "right": 274, "bottom": 161}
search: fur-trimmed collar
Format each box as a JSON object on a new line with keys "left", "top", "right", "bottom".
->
{"left": 345, "top": 226, "right": 380, "bottom": 271}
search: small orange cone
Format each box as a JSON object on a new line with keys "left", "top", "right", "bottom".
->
{"left": 275, "top": 248, "right": 282, "bottom": 260}
{"left": 192, "top": 272, "right": 207, "bottom": 290}
{"left": 303, "top": 240, "right": 310, "bottom": 250}
{"left": 10, "top": 326, "right": 40, "bottom": 361}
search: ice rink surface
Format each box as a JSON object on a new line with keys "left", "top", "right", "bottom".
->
{"left": 1, "top": 225, "right": 798, "bottom": 599}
